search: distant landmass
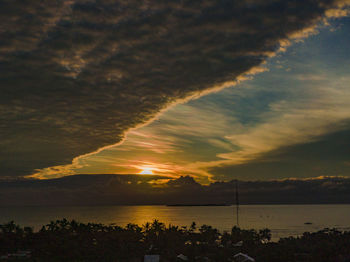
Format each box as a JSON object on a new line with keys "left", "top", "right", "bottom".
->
{"left": 167, "top": 204, "right": 230, "bottom": 206}
{"left": 1, "top": 174, "right": 350, "bottom": 206}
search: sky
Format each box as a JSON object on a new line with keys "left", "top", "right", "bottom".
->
{"left": 1, "top": 0, "right": 350, "bottom": 185}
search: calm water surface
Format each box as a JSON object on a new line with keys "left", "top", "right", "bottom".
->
{"left": 1, "top": 204, "right": 350, "bottom": 240}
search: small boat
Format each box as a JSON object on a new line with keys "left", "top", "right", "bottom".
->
{"left": 304, "top": 222, "right": 312, "bottom": 225}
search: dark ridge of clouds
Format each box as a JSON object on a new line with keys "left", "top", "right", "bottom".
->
{"left": 1, "top": 174, "right": 350, "bottom": 206}
{"left": 209, "top": 125, "right": 350, "bottom": 181}
{"left": 0, "top": 0, "right": 346, "bottom": 177}
{"left": 0, "top": 174, "right": 171, "bottom": 189}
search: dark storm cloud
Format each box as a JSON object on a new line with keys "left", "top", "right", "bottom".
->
{"left": 0, "top": 0, "right": 344, "bottom": 177}
{"left": 1, "top": 175, "right": 350, "bottom": 206}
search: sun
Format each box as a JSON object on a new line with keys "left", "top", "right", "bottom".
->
{"left": 139, "top": 168, "right": 154, "bottom": 175}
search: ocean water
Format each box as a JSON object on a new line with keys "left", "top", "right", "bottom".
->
{"left": 1, "top": 204, "right": 350, "bottom": 240}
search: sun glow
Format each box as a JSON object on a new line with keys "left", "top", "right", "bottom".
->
{"left": 139, "top": 168, "right": 154, "bottom": 175}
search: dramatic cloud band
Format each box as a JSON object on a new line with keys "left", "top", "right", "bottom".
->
{"left": 1, "top": 174, "right": 350, "bottom": 206}
{"left": 0, "top": 0, "right": 348, "bottom": 177}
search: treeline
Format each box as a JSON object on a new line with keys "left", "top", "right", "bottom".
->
{"left": 0, "top": 219, "right": 350, "bottom": 261}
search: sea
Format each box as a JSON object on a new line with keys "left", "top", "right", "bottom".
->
{"left": 1, "top": 204, "right": 350, "bottom": 240}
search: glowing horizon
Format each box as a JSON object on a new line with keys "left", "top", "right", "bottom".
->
{"left": 139, "top": 169, "right": 154, "bottom": 175}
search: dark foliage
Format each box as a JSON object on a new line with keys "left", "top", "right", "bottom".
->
{"left": 0, "top": 219, "right": 350, "bottom": 261}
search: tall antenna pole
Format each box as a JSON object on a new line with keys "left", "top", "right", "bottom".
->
{"left": 235, "top": 179, "right": 239, "bottom": 227}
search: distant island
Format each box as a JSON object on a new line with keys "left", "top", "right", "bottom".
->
{"left": 1, "top": 174, "right": 350, "bottom": 206}
{"left": 167, "top": 204, "right": 231, "bottom": 206}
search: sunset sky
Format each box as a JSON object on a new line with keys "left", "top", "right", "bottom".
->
{"left": 1, "top": 0, "right": 350, "bottom": 184}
